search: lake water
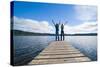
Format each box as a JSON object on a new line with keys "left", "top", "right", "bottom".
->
{"left": 13, "top": 36, "right": 97, "bottom": 65}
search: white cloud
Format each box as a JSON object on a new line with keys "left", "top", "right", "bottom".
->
{"left": 13, "top": 16, "right": 54, "bottom": 33}
{"left": 74, "top": 5, "right": 97, "bottom": 21}
{"left": 64, "top": 21, "right": 97, "bottom": 34}
{"left": 13, "top": 16, "right": 97, "bottom": 34}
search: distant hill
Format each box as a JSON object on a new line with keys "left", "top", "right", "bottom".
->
{"left": 11, "top": 30, "right": 97, "bottom": 36}
{"left": 11, "top": 30, "right": 54, "bottom": 36}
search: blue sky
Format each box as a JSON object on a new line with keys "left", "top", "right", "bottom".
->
{"left": 13, "top": 1, "right": 78, "bottom": 25}
{"left": 12, "top": 1, "right": 97, "bottom": 34}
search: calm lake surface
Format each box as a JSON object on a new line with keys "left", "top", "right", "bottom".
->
{"left": 13, "top": 36, "right": 97, "bottom": 65}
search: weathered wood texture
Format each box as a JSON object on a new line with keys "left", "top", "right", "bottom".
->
{"left": 29, "top": 41, "right": 91, "bottom": 65}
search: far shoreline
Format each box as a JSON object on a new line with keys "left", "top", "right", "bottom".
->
{"left": 12, "top": 30, "right": 97, "bottom": 36}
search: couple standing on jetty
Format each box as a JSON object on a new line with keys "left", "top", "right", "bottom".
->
{"left": 52, "top": 20, "right": 67, "bottom": 41}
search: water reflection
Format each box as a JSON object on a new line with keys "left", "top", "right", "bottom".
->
{"left": 65, "top": 36, "right": 97, "bottom": 61}
{"left": 13, "top": 36, "right": 97, "bottom": 65}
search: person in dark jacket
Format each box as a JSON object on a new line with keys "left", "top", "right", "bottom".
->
{"left": 61, "top": 24, "right": 64, "bottom": 41}
{"left": 52, "top": 20, "right": 60, "bottom": 41}
{"left": 60, "top": 21, "right": 68, "bottom": 41}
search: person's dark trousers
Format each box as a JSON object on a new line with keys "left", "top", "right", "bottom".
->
{"left": 62, "top": 34, "right": 64, "bottom": 40}
{"left": 56, "top": 35, "right": 57, "bottom": 41}
{"left": 56, "top": 31, "right": 59, "bottom": 41}
{"left": 56, "top": 34, "right": 59, "bottom": 41}
{"left": 61, "top": 34, "right": 64, "bottom": 41}
{"left": 57, "top": 34, "right": 59, "bottom": 41}
{"left": 61, "top": 34, "right": 62, "bottom": 41}
{"left": 61, "top": 31, "right": 64, "bottom": 41}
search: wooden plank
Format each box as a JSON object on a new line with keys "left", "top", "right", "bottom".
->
{"left": 29, "top": 57, "right": 90, "bottom": 65}
{"left": 39, "top": 51, "right": 81, "bottom": 55}
{"left": 34, "top": 54, "right": 85, "bottom": 59}
{"left": 28, "top": 41, "right": 91, "bottom": 65}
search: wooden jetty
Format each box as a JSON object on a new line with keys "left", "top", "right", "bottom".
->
{"left": 29, "top": 41, "right": 91, "bottom": 65}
